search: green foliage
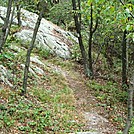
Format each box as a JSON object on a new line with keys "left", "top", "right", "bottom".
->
{"left": 20, "top": 0, "right": 39, "bottom": 13}
{"left": 47, "top": 0, "right": 73, "bottom": 29}
{"left": 0, "top": 85, "right": 83, "bottom": 133}
{"left": 0, "top": 51, "right": 14, "bottom": 61}
{"left": 71, "top": 43, "right": 81, "bottom": 61}
{"left": 81, "top": 0, "right": 133, "bottom": 58}
{"left": 87, "top": 80, "right": 128, "bottom": 104}
{"left": 117, "top": 130, "right": 123, "bottom": 134}
{"left": 0, "top": 0, "right": 133, "bottom": 132}
{"left": 38, "top": 48, "right": 51, "bottom": 59}
{"left": 129, "top": 118, "right": 134, "bottom": 134}
{"left": 49, "top": 57, "right": 75, "bottom": 71}
{"left": 0, "top": 43, "right": 15, "bottom": 68}
{"left": 0, "top": 0, "right": 7, "bottom": 6}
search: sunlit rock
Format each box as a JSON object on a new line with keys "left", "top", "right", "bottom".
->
{"left": 0, "top": 65, "right": 13, "bottom": 87}
{"left": 0, "top": 6, "right": 78, "bottom": 59}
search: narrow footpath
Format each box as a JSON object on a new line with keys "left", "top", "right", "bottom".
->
{"left": 58, "top": 66, "right": 118, "bottom": 134}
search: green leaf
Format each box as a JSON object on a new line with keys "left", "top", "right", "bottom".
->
{"left": 95, "top": 0, "right": 99, "bottom": 3}
{"left": 4, "top": 54, "right": 11, "bottom": 59}
{"left": 94, "top": 0, "right": 105, "bottom": 4}
{"left": 110, "top": 6, "right": 114, "bottom": 13}
{"left": 87, "top": 0, "right": 93, "bottom": 5}
{"left": 126, "top": 24, "right": 131, "bottom": 31}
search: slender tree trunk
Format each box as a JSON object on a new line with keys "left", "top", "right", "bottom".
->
{"left": 88, "top": 3, "right": 98, "bottom": 77}
{"left": 22, "top": 1, "right": 45, "bottom": 95}
{"left": 0, "top": 0, "right": 13, "bottom": 53}
{"left": 122, "top": 30, "right": 127, "bottom": 89}
{"left": 72, "top": 0, "right": 90, "bottom": 76}
{"left": 15, "top": 0, "right": 21, "bottom": 26}
{"left": 88, "top": 3, "right": 93, "bottom": 76}
{"left": 123, "top": 73, "right": 134, "bottom": 134}
{"left": 5, "top": 4, "right": 15, "bottom": 43}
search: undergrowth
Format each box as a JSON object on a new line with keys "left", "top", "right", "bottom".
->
{"left": 0, "top": 33, "right": 132, "bottom": 133}
{"left": 86, "top": 80, "right": 128, "bottom": 104}
{"left": 129, "top": 118, "right": 134, "bottom": 134}
{"left": 0, "top": 87, "right": 84, "bottom": 134}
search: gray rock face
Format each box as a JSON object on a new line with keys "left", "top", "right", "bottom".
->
{"left": 0, "top": 65, "right": 13, "bottom": 87}
{"left": 30, "top": 56, "right": 44, "bottom": 65}
{"left": 0, "top": 6, "right": 78, "bottom": 59}
{"left": 0, "top": 56, "right": 46, "bottom": 87}
{"left": 21, "top": 56, "right": 45, "bottom": 76}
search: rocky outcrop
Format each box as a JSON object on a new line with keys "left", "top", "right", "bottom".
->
{"left": 0, "top": 6, "right": 78, "bottom": 59}
{"left": 0, "top": 56, "right": 46, "bottom": 87}
{"left": 0, "top": 65, "right": 14, "bottom": 87}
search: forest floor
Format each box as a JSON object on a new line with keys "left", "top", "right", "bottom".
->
{"left": 48, "top": 58, "right": 126, "bottom": 134}
{"left": 0, "top": 57, "right": 127, "bottom": 134}
{"left": 64, "top": 69, "right": 118, "bottom": 133}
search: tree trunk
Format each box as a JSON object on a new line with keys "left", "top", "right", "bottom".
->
{"left": 122, "top": 30, "right": 127, "bottom": 89}
{"left": 22, "top": 1, "right": 45, "bottom": 95}
{"left": 88, "top": 3, "right": 98, "bottom": 77}
{"left": 0, "top": 0, "right": 13, "bottom": 53}
{"left": 15, "top": 0, "right": 21, "bottom": 27}
{"left": 4, "top": 4, "right": 15, "bottom": 43}
{"left": 123, "top": 73, "right": 134, "bottom": 134}
{"left": 88, "top": 3, "right": 93, "bottom": 76}
{"left": 72, "top": 0, "right": 90, "bottom": 76}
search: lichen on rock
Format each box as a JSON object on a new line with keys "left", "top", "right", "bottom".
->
{"left": 0, "top": 6, "right": 78, "bottom": 59}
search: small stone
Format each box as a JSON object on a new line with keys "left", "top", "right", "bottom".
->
{"left": 30, "top": 56, "right": 44, "bottom": 65}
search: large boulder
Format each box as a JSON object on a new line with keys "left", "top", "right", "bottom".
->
{"left": 0, "top": 6, "right": 78, "bottom": 59}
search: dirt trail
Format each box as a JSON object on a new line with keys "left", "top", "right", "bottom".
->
{"left": 58, "top": 67, "right": 118, "bottom": 134}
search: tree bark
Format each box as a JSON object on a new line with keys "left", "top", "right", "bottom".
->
{"left": 0, "top": 0, "right": 13, "bottom": 53}
{"left": 4, "top": 4, "right": 15, "bottom": 43}
{"left": 15, "top": 0, "right": 21, "bottom": 27}
{"left": 122, "top": 30, "right": 127, "bottom": 89}
{"left": 88, "top": 3, "right": 98, "bottom": 77}
{"left": 72, "top": 0, "right": 90, "bottom": 76}
{"left": 22, "top": 1, "right": 45, "bottom": 95}
{"left": 88, "top": 3, "right": 93, "bottom": 76}
{"left": 123, "top": 73, "right": 134, "bottom": 134}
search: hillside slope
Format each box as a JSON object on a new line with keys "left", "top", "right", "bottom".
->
{"left": 0, "top": 54, "right": 126, "bottom": 134}
{"left": 0, "top": 6, "right": 127, "bottom": 134}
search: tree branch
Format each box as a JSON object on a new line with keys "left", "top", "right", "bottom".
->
{"left": 0, "top": 15, "right": 5, "bottom": 21}
{"left": 92, "top": 17, "right": 99, "bottom": 33}
{"left": 119, "top": 0, "right": 134, "bottom": 19}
